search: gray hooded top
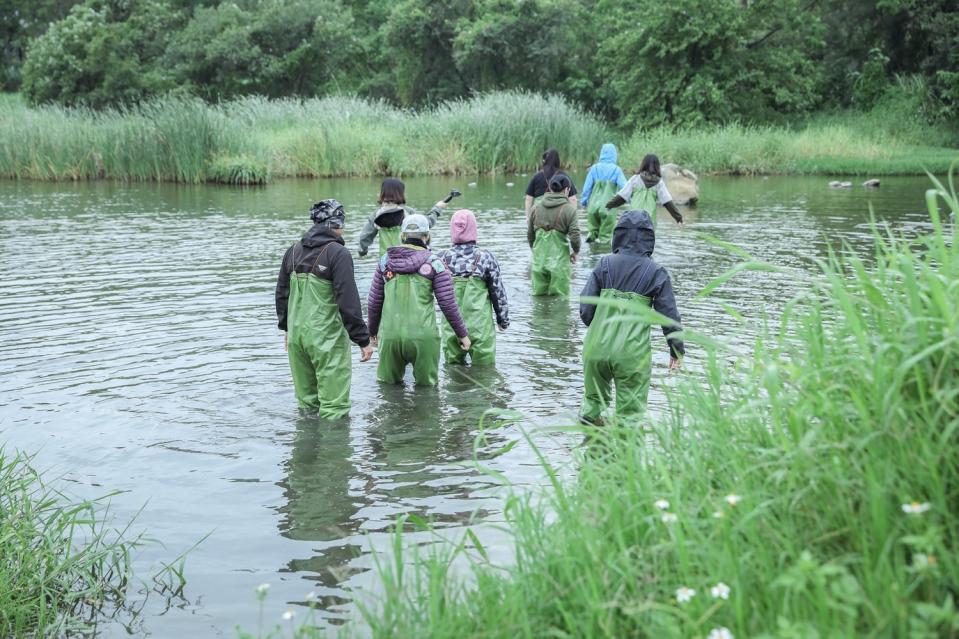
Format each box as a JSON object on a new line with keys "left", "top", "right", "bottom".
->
{"left": 579, "top": 210, "right": 685, "bottom": 357}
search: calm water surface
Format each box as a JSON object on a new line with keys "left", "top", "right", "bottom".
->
{"left": 0, "top": 174, "right": 936, "bottom": 635}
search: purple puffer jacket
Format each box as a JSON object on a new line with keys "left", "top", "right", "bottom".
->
{"left": 367, "top": 246, "right": 468, "bottom": 338}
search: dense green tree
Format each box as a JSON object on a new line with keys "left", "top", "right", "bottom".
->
{"left": 0, "top": 0, "right": 81, "bottom": 89}
{"left": 20, "top": 0, "right": 182, "bottom": 106}
{"left": 598, "top": 0, "right": 824, "bottom": 127}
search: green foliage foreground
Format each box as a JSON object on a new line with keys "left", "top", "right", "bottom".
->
{"left": 2, "top": 91, "right": 957, "bottom": 184}
{"left": 348, "top": 174, "right": 959, "bottom": 637}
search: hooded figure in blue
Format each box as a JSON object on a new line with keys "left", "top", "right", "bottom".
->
{"left": 581, "top": 143, "right": 627, "bottom": 244}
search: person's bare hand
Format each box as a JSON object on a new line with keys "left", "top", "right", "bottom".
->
{"left": 678, "top": 221, "right": 685, "bottom": 230}
{"left": 669, "top": 356, "right": 682, "bottom": 371}
{"left": 370, "top": 336, "right": 379, "bottom": 347}
{"left": 435, "top": 200, "right": 448, "bottom": 209}
{"left": 497, "top": 324, "right": 507, "bottom": 332}
{"left": 459, "top": 336, "right": 471, "bottom": 351}
{"left": 360, "top": 345, "right": 374, "bottom": 362}
{"left": 570, "top": 252, "right": 579, "bottom": 264}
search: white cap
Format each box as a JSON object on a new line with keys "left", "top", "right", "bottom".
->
{"left": 400, "top": 214, "right": 431, "bottom": 235}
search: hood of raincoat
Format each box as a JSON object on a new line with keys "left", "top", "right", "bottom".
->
{"left": 639, "top": 171, "right": 661, "bottom": 189}
{"left": 541, "top": 191, "right": 571, "bottom": 209}
{"left": 383, "top": 245, "right": 432, "bottom": 274}
{"left": 374, "top": 204, "right": 406, "bottom": 228}
{"left": 612, "top": 210, "right": 655, "bottom": 257}
{"left": 598, "top": 143, "right": 617, "bottom": 164}
{"left": 301, "top": 224, "right": 345, "bottom": 249}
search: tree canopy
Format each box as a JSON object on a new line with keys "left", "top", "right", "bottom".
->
{"left": 6, "top": 0, "right": 958, "bottom": 124}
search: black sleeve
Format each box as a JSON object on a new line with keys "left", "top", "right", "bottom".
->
{"left": 525, "top": 173, "right": 541, "bottom": 197}
{"left": 606, "top": 194, "right": 626, "bottom": 210}
{"left": 579, "top": 262, "right": 604, "bottom": 327}
{"left": 275, "top": 245, "right": 294, "bottom": 331}
{"left": 328, "top": 245, "right": 371, "bottom": 347}
{"left": 665, "top": 201, "right": 683, "bottom": 223}
{"left": 650, "top": 266, "right": 685, "bottom": 358}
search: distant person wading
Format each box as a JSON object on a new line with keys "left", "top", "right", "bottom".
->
{"left": 581, "top": 143, "right": 627, "bottom": 244}
{"left": 524, "top": 148, "right": 578, "bottom": 218}
{"left": 357, "top": 177, "right": 448, "bottom": 258}
{"left": 606, "top": 154, "right": 684, "bottom": 231}
{"left": 528, "top": 173, "right": 582, "bottom": 296}
{"left": 275, "top": 200, "right": 373, "bottom": 418}
{"left": 366, "top": 215, "right": 471, "bottom": 386}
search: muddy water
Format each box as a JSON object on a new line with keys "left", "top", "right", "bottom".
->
{"left": 0, "top": 175, "right": 937, "bottom": 635}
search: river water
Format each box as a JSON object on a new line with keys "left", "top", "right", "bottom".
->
{"left": 0, "top": 174, "right": 938, "bottom": 636}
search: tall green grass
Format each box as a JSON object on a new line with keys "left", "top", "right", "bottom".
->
{"left": 0, "top": 92, "right": 607, "bottom": 183}
{"left": 0, "top": 448, "right": 192, "bottom": 636}
{"left": 346, "top": 170, "right": 959, "bottom": 638}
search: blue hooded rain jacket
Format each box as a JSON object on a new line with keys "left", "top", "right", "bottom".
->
{"left": 580, "top": 143, "right": 627, "bottom": 208}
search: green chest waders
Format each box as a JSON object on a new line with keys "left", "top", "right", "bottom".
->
{"left": 377, "top": 273, "right": 441, "bottom": 385}
{"left": 586, "top": 180, "right": 619, "bottom": 244}
{"left": 378, "top": 226, "right": 403, "bottom": 257}
{"left": 287, "top": 264, "right": 352, "bottom": 418}
{"left": 443, "top": 270, "right": 495, "bottom": 365}
{"left": 630, "top": 186, "right": 659, "bottom": 231}
{"left": 580, "top": 289, "right": 653, "bottom": 424}
{"left": 531, "top": 228, "right": 571, "bottom": 296}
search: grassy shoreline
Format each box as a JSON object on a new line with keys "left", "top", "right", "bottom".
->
{"left": 345, "top": 175, "right": 958, "bottom": 638}
{"left": 2, "top": 92, "right": 957, "bottom": 184}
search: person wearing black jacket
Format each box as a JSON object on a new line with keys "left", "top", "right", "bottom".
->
{"left": 579, "top": 209, "right": 685, "bottom": 424}
{"left": 275, "top": 200, "right": 373, "bottom": 417}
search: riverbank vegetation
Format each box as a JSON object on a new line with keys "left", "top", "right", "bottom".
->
{"left": 0, "top": 449, "right": 157, "bottom": 636}
{"left": 1, "top": 0, "right": 957, "bottom": 183}
{"left": 1, "top": 90, "right": 956, "bottom": 183}
{"left": 346, "top": 175, "right": 959, "bottom": 637}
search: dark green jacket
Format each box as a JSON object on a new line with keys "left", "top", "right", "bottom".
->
{"left": 528, "top": 192, "right": 581, "bottom": 253}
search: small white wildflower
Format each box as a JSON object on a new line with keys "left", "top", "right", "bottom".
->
{"left": 724, "top": 494, "right": 742, "bottom": 507}
{"left": 913, "top": 553, "right": 938, "bottom": 568}
{"left": 255, "top": 583, "right": 270, "bottom": 594}
{"left": 901, "top": 502, "right": 931, "bottom": 515}
{"left": 305, "top": 591, "right": 317, "bottom": 602}
{"left": 654, "top": 499, "right": 670, "bottom": 510}
{"left": 661, "top": 512, "right": 678, "bottom": 524}
{"left": 675, "top": 586, "right": 696, "bottom": 603}
{"left": 282, "top": 609, "right": 296, "bottom": 621}
{"left": 707, "top": 628, "right": 734, "bottom": 639}
{"left": 712, "top": 510, "right": 725, "bottom": 519}
{"left": 710, "top": 582, "right": 731, "bottom": 599}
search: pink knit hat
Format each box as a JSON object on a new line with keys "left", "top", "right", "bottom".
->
{"left": 450, "top": 209, "right": 477, "bottom": 244}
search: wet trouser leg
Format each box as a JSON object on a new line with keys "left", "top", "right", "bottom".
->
{"left": 599, "top": 210, "right": 617, "bottom": 243}
{"left": 531, "top": 268, "right": 551, "bottom": 295}
{"left": 581, "top": 358, "right": 613, "bottom": 422}
{"left": 377, "top": 339, "right": 408, "bottom": 384}
{"left": 468, "top": 333, "right": 496, "bottom": 365}
{"left": 612, "top": 359, "right": 650, "bottom": 423}
{"left": 410, "top": 338, "right": 440, "bottom": 386}
{"left": 289, "top": 342, "right": 319, "bottom": 408}
{"left": 587, "top": 209, "right": 601, "bottom": 240}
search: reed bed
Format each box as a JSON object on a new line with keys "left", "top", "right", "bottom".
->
{"left": 342, "top": 171, "right": 959, "bottom": 638}
{"left": 0, "top": 449, "right": 138, "bottom": 636}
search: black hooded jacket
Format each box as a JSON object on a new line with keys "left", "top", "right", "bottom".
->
{"left": 275, "top": 225, "right": 370, "bottom": 347}
{"left": 579, "top": 210, "right": 685, "bottom": 357}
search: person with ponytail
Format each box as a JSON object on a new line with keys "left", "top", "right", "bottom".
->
{"left": 524, "top": 148, "right": 578, "bottom": 218}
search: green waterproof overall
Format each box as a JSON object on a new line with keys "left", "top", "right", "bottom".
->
{"left": 442, "top": 268, "right": 495, "bottom": 365}
{"left": 587, "top": 180, "right": 619, "bottom": 243}
{"left": 580, "top": 289, "right": 653, "bottom": 423}
{"left": 377, "top": 273, "right": 441, "bottom": 385}
{"left": 378, "top": 226, "right": 402, "bottom": 257}
{"left": 287, "top": 266, "right": 352, "bottom": 418}
{"left": 630, "top": 186, "right": 659, "bottom": 230}
{"left": 531, "top": 229, "right": 571, "bottom": 296}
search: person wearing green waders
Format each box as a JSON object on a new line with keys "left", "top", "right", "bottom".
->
{"left": 275, "top": 200, "right": 374, "bottom": 417}
{"left": 579, "top": 210, "right": 685, "bottom": 424}
{"left": 357, "top": 178, "right": 446, "bottom": 258}
{"left": 435, "top": 209, "right": 510, "bottom": 365}
{"left": 605, "top": 154, "right": 684, "bottom": 231}
{"left": 366, "top": 215, "right": 471, "bottom": 385}
{"left": 524, "top": 148, "right": 578, "bottom": 219}
{"left": 528, "top": 173, "right": 581, "bottom": 296}
{"left": 581, "top": 143, "right": 627, "bottom": 244}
